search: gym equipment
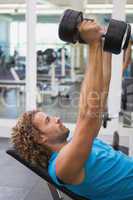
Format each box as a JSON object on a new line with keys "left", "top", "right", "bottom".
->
{"left": 37, "top": 50, "right": 43, "bottom": 56}
{"left": 56, "top": 47, "right": 71, "bottom": 77}
{"left": 37, "top": 50, "right": 46, "bottom": 71}
{"left": 0, "top": 46, "right": 3, "bottom": 58}
{"left": 112, "top": 131, "right": 129, "bottom": 155}
{"left": 131, "top": 62, "right": 133, "bottom": 77}
{"left": 6, "top": 148, "right": 90, "bottom": 200}
{"left": 57, "top": 47, "right": 69, "bottom": 61}
{"left": 0, "top": 80, "right": 25, "bottom": 87}
{"left": 121, "top": 78, "right": 133, "bottom": 111}
{"left": 0, "top": 80, "right": 25, "bottom": 107}
{"left": 59, "top": 9, "right": 131, "bottom": 54}
{"left": 102, "top": 112, "right": 111, "bottom": 128}
{"left": 43, "top": 48, "right": 57, "bottom": 65}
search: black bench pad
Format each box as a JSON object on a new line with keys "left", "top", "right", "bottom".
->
{"left": 6, "top": 148, "right": 90, "bottom": 200}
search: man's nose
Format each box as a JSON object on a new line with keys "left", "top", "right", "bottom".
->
{"left": 55, "top": 117, "right": 61, "bottom": 123}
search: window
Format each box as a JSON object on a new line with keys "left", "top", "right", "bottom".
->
{"left": 10, "top": 22, "right": 64, "bottom": 56}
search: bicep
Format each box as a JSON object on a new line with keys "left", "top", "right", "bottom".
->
{"left": 55, "top": 142, "right": 86, "bottom": 184}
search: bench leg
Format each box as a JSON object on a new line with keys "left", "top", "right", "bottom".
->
{"left": 47, "top": 183, "right": 64, "bottom": 200}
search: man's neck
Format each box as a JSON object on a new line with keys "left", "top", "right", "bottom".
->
{"left": 52, "top": 141, "right": 68, "bottom": 153}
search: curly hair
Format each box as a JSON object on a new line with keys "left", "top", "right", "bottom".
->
{"left": 11, "top": 110, "right": 52, "bottom": 169}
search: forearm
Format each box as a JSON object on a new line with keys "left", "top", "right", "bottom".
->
{"left": 101, "top": 52, "right": 112, "bottom": 111}
{"left": 79, "top": 41, "right": 103, "bottom": 119}
{"left": 63, "top": 42, "right": 104, "bottom": 180}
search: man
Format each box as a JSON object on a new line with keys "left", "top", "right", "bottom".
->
{"left": 11, "top": 20, "right": 133, "bottom": 200}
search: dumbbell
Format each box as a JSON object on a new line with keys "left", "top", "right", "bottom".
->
{"left": 59, "top": 9, "right": 131, "bottom": 54}
{"left": 43, "top": 48, "right": 57, "bottom": 65}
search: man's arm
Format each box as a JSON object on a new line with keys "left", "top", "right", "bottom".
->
{"left": 83, "top": 51, "right": 112, "bottom": 138}
{"left": 55, "top": 38, "right": 105, "bottom": 184}
{"left": 101, "top": 51, "right": 112, "bottom": 111}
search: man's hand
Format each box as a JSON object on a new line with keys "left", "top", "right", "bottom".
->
{"left": 78, "top": 20, "right": 104, "bottom": 44}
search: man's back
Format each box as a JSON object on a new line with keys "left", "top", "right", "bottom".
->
{"left": 48, "top": 138, "right": 133, "bottom": 200}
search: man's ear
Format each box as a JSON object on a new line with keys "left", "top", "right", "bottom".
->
{"left": 34, "top": 134, "right": 47, "bottom": 145}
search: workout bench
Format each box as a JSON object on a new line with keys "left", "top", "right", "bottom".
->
{"left": 6, "top": 148, "right": 91, "bottom": 200}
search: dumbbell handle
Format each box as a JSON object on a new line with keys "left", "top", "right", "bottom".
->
{"left": 78, "top": 17, "right": 107, "bottom": 40}
{"left": 79, "top": 16, "right": 127, "bottom": 38}
{"left": 77, "top": 17, "right": 107, "bottom": 43}
{"left": 78, "top": 17, "right": 130, "bottom": 52}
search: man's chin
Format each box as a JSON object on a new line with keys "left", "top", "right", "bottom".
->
{"left": 66, "top": 129, "right": 70, "bottom": 138}
{"left": 62, "top": 127, "right": 70, "bottom": 140}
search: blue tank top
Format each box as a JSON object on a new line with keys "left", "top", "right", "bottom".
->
{"left": 48, "top": 138, "right": 133, "bottom": 200}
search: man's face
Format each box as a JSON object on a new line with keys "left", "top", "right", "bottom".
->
{"left": 32, "top": 112, "right": 69, "bottom": 145}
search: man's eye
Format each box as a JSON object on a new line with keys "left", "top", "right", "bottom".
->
{"left": 46, "top": 117, "right": 50, "bottom": 123}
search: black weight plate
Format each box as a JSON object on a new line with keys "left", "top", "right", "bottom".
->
{"left": 70, "top": 10, "right": 83, "bottom": 43}
{"left": 75, "top": 13, "right": 86, "bottom": 43}
{"left": 59, "top": 9, "right": 74, "bottom": 43}
{"left": 104, "top": 19, "right": 127, "bottom": 54}
{"left": 123, "top": 24, "right": 131, "bottom": 49}
{"left": 43, "top": 48, "right": 57, "bottom": 65}
{"left": 58, "top": 9, "right": 83, "bottom": 43}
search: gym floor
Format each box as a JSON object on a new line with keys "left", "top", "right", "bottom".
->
{"left": 0, "top": 138, "right": 71, "bottom": 200}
